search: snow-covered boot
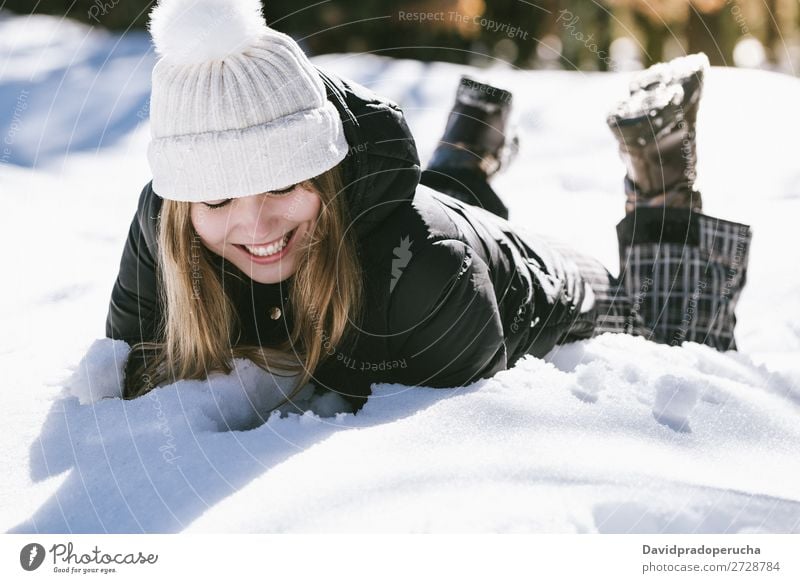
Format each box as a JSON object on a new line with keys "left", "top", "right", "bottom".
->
{"left": 426, "top": 75, "right": 519, "bottom": 180}
{"left": 607, "top": 53, "right": 709, "bottom": 213}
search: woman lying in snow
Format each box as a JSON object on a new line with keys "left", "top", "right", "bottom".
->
{"left": 106, "top": 0, "right": 751, "bottom": 413}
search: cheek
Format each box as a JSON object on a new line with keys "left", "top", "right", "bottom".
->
{"left": 190, "top": 205, "right": 229, "bottom": 246}
{"left": 291, "top": 191, "right": 322, "bottom": 223}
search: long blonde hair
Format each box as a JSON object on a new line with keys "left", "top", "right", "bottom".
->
{"left": 124, "top": 163, "right": 362, "bottom": 405}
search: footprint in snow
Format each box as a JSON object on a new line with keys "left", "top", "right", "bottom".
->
{"left": 651, "top": 375, "right": 699, "bottom": 433}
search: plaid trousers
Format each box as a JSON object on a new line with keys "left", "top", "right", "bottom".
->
{"left": 419, "top": 169, "right": 753, "bottom": 352}
{"left": 545, "top": 207, "right": 753, "bottom": 351}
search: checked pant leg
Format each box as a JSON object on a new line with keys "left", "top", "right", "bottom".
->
{"left": 616, "top": 207, "right": 752, "bottom": 351}
{"left": 540, "top": 236, "right": 643, "bottom": 341}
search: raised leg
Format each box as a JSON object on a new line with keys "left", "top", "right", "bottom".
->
{"left": 608, "top": 53, "right": 753, "bottom": 351}
{"left": 420, "top": 75, "right": 519, "bottom": 220}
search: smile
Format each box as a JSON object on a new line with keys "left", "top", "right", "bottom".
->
{"left": 235, "top": 228, "right": 297, "bottom": 261}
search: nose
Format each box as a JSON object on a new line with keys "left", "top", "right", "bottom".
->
{"left": 236, "top": 194, "right": 287, "bottom": 243}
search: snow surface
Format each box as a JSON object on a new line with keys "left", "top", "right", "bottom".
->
{"left": 1, "top": 12, "right": 799, "bottom": 533}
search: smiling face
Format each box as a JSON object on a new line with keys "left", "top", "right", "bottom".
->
{"left": 190, "top": 181, "right": 321, "bottom": 284}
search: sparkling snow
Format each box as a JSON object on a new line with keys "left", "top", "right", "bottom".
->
{"left": 1, "top": 12, "right": 798, "bottom": 533}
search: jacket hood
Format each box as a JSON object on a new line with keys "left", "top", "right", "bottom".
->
{"left": 315, "top": 67, "right": 421, "bottom": 240}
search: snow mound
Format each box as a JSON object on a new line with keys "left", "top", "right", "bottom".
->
{"left": 64, "top": 338, "right": 353, "bottom": 421}
{"left": 64, "top": 338, "right": 130, "bottom": 404}
{"left": 7, "top": 334, "right": 800, "bottom": 533}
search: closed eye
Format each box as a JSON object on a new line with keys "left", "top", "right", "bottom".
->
{"left": 202, "top": 183, "right": 297, "bottom": 209}
{"left": 269, "top": 183, "right": 297, "bottom": 195}
{"left": 203, "top": 199, "right": 232, "bottom": 209}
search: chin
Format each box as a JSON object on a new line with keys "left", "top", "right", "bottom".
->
{"left": 245, "top": 261, "right": 297, "bottom": 284}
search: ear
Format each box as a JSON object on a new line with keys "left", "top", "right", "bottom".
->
{"left": 64, "top": 338, "right": 131, "bottom": 404}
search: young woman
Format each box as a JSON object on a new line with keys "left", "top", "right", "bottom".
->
{"left": 107, "top": 0, "right": 751, "bottom": 413}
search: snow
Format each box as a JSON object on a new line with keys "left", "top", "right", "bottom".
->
{"left": 65, "top": 338, "right": 131, "bottom": 404}
{"left": 1, "top": 12, "right": 799, "bottom": 533}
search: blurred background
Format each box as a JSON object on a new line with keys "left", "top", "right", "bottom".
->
{"left": 2, "top": 0, "right": 799, "bottom": 74}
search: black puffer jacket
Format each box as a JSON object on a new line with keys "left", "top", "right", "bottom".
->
{"left": 106, "top": 67, "right": 589, "bottom": 411}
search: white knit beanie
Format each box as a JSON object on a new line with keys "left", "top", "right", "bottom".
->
{"left": 146, "top": 0, "right": 349, "bottom": 201}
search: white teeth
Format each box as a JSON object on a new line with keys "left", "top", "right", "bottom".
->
{"left": 243, "top": 231, "right": 291, "bottom": 257}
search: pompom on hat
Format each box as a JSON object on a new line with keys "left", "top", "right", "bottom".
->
{"left": 146, "top": 0, "right": 349, "bottom": 202}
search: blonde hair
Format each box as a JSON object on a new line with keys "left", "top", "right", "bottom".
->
{"left": 124, "top": 163, "right": 362, "bottom": 406}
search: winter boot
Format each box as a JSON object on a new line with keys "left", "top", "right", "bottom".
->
{"left": 607, "top": 53, "right": 709, "bottom": 213}
{"left": 426, "top": 75, "right": 519, "bottom": 180}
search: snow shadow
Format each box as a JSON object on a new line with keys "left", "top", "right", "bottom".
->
{"left": 593, "top": 486, "right": 800, "bottom": 533}
{"left": 0, "top": 28, "right": 153, "bottom": 167}
{"left": 8, "top": 370, "right": 453, "bottom": 533}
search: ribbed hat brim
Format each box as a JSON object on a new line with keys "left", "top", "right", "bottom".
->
{"left": 147, "top": 101, "right": 349, "bottom": 201}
